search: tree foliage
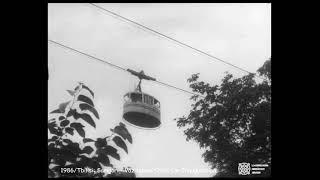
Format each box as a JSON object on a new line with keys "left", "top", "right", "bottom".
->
{"left": 175, "top": 59, "right": 271, "bottom": 177}
{"left": 48, "top": 83, "right": 135, "bottom": 178}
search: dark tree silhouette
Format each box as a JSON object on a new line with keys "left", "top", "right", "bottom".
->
{"left": 175, "top": 59, "right": 271, "bottom": 177}
{"left": 48, "top": 83, "right": 135, "bottom": 178}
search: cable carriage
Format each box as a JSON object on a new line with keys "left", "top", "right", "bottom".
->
{"left": 122, "top": 69, "right": 161, "bottom": 129}
{"left": 49, "top": 40, "right": 205, "bottom": 129}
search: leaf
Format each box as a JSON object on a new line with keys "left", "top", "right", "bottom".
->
{"left": 76, "top": 127, "right": 86, "bottom": 138}
{"left": 48, "top": 122, "right": 60, "bottom": 135}
{"left": 60, "top": 120, "right": 70, "bottom": 127}
{"left": 74, "top": 85, "right": 80, "bottom": 91}
{"left": 52, "top": 136, "right": 58, "bottom": 141}
{"left": 100, "top": 145, "right": 120, "bottom": 160}
{"left": 83, "top": 138, "right": 95, "bottom": 143}
{"left": 67, "top": 109, "right": 96, "bottom": 128}
{"left": 70, "top": 122, "right": 85, "bottom": 138}
{"left": 49, "top": 128, "right": 62, "bottom": 136}
{"left": 48, "top": 136, "right": 58, "bottom": 142}
{"left": 119, "top": 122, "right": 126, "bottom": 127}
{"left": 97, "top": 153, "right": 110, "bottom": 166}
{"left": 82, "top": 146, "right": 94, "bottom": 154}
{"left": 78, "top": 95, "right": 94, "bottom": 107}
{"left": 50, "top": 109, "right": 61, "bottom": 114}
{"left": 79, "top": 103, "right": 99, "bottom": 119}
{"left": 82, "top": 85, "right": 94, "bottom": 98}
{"left": 63, "top": 139, "right": 73, "bottom": 145}
{"left": 95, "top": 138, "right": 107, "bottom": 148}
{"left": 111, "top": 125, "right": 132, "bottom": 144}
{"left": 65, "top": 142, "right": 81, "bottom": 154}
{"left": 65, "top": 127, "right": 74, "bottom": 135}
{"left": 113, "top": 136, "right": 128, "bottom": 153}
{"left": 79, "top": 113, "right": 96, "bottom": 128}
{"left": 59, "top": 101, "right": 71, "bottom": 113}
{"left": 66, "top": 109, "right": 80, "bottom": 119}
{"left": 48, "top": 121, "right": 56, "bottom": 128}
{"left": 58, "top": 116, "right": 65, "bottom": 121}
{"left": 67, "top": 90, "right": 76, "bottom": 96}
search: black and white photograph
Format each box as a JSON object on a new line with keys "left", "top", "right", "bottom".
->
{"left": 48, "top": 3, "right": 271, "bottom": 178}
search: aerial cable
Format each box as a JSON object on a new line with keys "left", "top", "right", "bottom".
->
{"left": 48, "top": 40, "right": 127, "bottom": 72}
{"left": 48, "top": 39, "right": 205, "bottom": 98}
{"left": 89, "top": 3, "right": 268, "bottom": 82}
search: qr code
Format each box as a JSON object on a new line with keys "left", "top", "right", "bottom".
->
{"left": 238, "top": 163, "right": 251, "bottom": 175}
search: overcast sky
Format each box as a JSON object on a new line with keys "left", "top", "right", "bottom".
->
{"left": 48, "top": 3, "right": 271, "bottom": 177}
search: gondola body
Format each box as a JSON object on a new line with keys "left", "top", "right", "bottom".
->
{"left": 123, "top": 91, "right": 161, "bottom": 129}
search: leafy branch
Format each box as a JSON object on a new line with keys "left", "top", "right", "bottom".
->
{"left": 48, "top": 83, "right": 134, "bottom": 178}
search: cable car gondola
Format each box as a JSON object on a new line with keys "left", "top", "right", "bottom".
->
{"left": 122, "top": 69, "right": 161, "bottom": 129}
